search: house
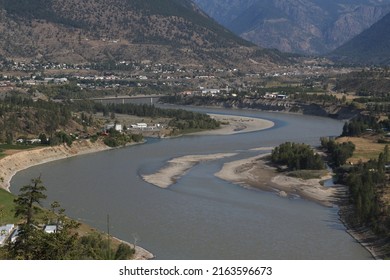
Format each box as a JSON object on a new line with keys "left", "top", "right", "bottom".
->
{"left": 104, "top": 124, "right": 123, "bottom": 133}
{"left": 0, "top": 224, "right": 15, "bottom": 246}
{"left": 26, "top": 139, "right": 41, "bottom": 144}
{"left": 43, "top": 225, "right": 58, "bottom": 234}
{"left": 201, "top": 89, "right": 220, "bottom": 95}
{"left": 277, "top": 94, "right": 288, "bottom": 100}
{"left": 131, "top": 123, "right": 148, "bottom": 129}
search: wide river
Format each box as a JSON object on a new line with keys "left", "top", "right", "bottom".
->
{"left": 10, "top": 106, "right": 372, "bottom": 259}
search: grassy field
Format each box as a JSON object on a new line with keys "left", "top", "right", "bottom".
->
{"left": 336, "top": 136, "right": 387, "bottom": 163}
{"left": 0, "top": 144, "right": 39, "bottom": 159}
{"left": 0, "top": 189, "right": 18, "bottom": 225}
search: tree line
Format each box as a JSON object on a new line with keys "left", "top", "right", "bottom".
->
{"left": 337, "top": 146, "right": 390, "bottom": 235}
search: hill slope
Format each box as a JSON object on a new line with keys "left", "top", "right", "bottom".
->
{"left": 194, "top": 0, "right": 390, "bottom": 55}
{"left": 329, "top": 12, "right": 390, "bottom": 65}
{"left": 0, "top": 0, "right": 284, "bottom": 68}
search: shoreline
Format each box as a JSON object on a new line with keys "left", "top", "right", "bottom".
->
{"left": 338, "top": 205, "right": 388, "bottom": 260}
{"left": 0, "top": 140, "right": 112, "bottom": 192}
{"left": 111, "top": 237, "right": 154, "bottom": 260}
{"left": 0, "top": 139, "right": 155, "bottom": 260}
{"left": 215, "top": 152, "right": 387, "bottom": 259}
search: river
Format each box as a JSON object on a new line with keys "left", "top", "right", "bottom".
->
{"left": 10, "top": 107, "right": 372, "bottom": 259}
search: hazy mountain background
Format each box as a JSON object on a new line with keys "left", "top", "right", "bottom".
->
{"left": 0, "top": 0, "right": 288, "bottom": 68}
{"left": 193, "top": 0, "right": 390, "bottom": 55}
{"left": 329, "top": 11, "right": 390, "bottom": 65}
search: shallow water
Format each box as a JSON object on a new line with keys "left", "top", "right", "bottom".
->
{"left": 10, "top": 108, "right": 372, "bottom": 259}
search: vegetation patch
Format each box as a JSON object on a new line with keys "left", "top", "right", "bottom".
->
{"left": 335, "top": 137, "right": 386, "bottom": 164}
{"left": 287, "top": 170, "right": 329, "bottom": 180}
{"left": 0, "top": 177, "right": 135, "bottom": 260}
{"left": 271, "top": 142, "right": 325, "bottom": 171}
{"left": 0, "top": 188, "right": 18, "bottom": 224}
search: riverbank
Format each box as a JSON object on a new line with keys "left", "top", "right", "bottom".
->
{"left": 0, "top": 139, "right": 155, "bottom": 260}
{"left": 0, "top": 140, "right": 111, "bottom": 192}
{"left": 338, "top": 205, "right": 389, "bottom": 260}
{"left": 215, "top": 152, "right": 389, "bottom": 259}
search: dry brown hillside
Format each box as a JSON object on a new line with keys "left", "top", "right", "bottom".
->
{"left": 0, "top": 0, "right": 288, "bottom": 68}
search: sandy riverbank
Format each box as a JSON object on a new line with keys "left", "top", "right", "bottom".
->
{"left": 142, "top": 153, "right": 237, "bottom": 188}
{"left": 0, "top": 140, "right": 111, "bottom": 192}
{"left": 191, "top": 114, "right": 275, "bottom": 135}
{"left": 215, "top": 153, "right": 344, "bottom": 207}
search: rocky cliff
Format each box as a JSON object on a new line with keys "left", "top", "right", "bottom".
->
{"left": 194, "top": 0, "right": 390, "bottom": 54}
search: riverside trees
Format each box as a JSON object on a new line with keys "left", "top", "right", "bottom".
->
{"left": 3, "top": 176, "right": 134, "bottom": 260}
{"left": 271, "top": 142, "right": 325, "bottom": 171}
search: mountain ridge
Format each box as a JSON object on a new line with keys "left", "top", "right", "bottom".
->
{"left": 0, "top": 0, "right": 287, "bottom": 69}
{"left": 193, "top": 0, "right": 390, "bottom": 55}
{"left": 329, "top": 11, "right": 390, "bottom": 65}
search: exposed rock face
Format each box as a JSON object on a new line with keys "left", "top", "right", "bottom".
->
{"left": 194, "top": 0, "right": 390, "bottom": 54}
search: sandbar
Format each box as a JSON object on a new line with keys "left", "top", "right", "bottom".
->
{"left": 142, "top": 153, "right": 237, "bottom": 188}
{"left": 215, "top": 153, "right": 344, "bottom": 207}
{"left": 191, "top": 114, "right": 274, "bottom": 135}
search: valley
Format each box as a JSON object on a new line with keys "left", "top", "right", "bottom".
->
{"left": 0, "top": 0, "right": 390, "bottom": 262}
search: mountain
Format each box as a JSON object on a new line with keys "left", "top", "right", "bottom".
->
{"left": 329, "top": 12, "right": 390, "bottom": 65}
{"left": 193, "top": 0, "right": 390, "bottom": 55}
{"left": 0, "top": 0, "right": 285, "bottom": 68}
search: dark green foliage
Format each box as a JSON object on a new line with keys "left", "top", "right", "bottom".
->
{"left": 14, "top": 177, "right": 47, "bottom": 226}
{"left": 271, "top": 142, "right": 325, "bottom": 171}
{"left": 320, "top": 137, "right": 355, "bottom": 167}
{"left": 114, "top": 243, "right": 135, "bottom": 260}
{"left": 79, "top": 233, "right": 134, "bottom": 260}
{"left": 0, "top": 94, "right": 72, "bottom": 142}
{"left": 102, "top": 128, "right": 143, "bottom": 147}
{"left": 342, "top": 157, "right": 385, "bottom": 229}
{"left": 50, "top": 131, "right": 73, "bottom": 146}
{"left": 341, "top": 115, "right": 379, "bottom": 137}
{"left": 89, "top": 101, "right": 220, "bottom": 133}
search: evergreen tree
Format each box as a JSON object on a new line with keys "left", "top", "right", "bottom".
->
{"left": 14, "top": 176, "right": 47, "bottom": 226}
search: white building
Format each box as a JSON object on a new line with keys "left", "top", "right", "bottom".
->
{"left": 105, "top": 124, "right": 123, "bottom": 132}
{"left": 0, "top": 224, "right": 15, "bottom": 246}
{"left": 44, "top": 225, "right": 58, "bottom": 234}
{"left": 131, "top": 123, "right": 148, "bottom": 129}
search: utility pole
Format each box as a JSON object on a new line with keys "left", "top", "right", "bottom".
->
{"left": 107, "top": 214, "right": 111, "bottom": 260}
